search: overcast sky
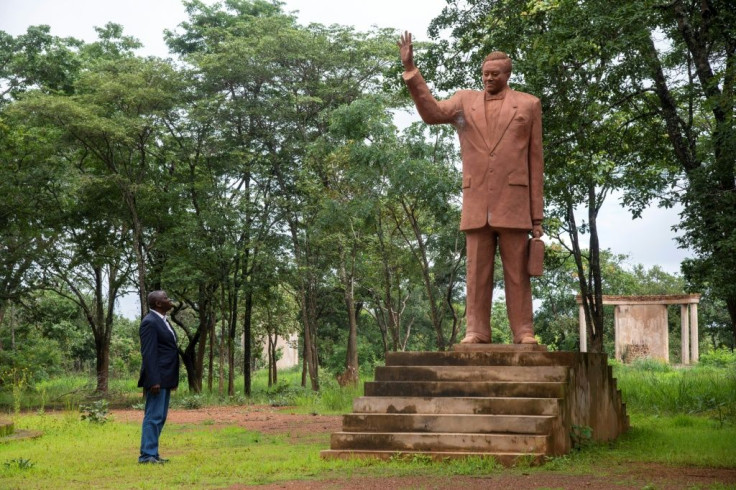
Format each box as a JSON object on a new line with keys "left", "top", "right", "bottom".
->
{"left": 1, "top": 0, "right": 691, "bottom": 281}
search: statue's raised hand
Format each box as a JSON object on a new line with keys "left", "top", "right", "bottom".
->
{"left": 397, "top": 31, "right": 416, "bottom": 72}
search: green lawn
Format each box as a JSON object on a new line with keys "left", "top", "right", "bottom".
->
{"left": 1, "top": 361, "right": 735, "bottom": 488}
{"left": 0, "top": 410, "right": 733, "bottom": 488}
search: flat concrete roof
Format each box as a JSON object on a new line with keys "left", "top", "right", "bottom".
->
{"left": 575, "top": 294, "right": 701, "bottom": 305}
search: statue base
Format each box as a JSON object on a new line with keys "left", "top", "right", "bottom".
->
{"left": 452, "top": 343, "right": 548, "bottom": 352}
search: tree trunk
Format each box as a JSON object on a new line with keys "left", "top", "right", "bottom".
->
{"left": 271, "top": 334, "right": 278, "bottom": 384}
{"left": 219, "top": 310, "right": 225, "bottom": 396}
{"left": 337, "top": 246, "right": 359, "bottom": 387}
{"left": 301, "top": 341, "right": 307, "bottom": 387}
{"left": 122, "top": 189, "right": 148, "bottom": 320}
{"left": 180, "top": 343, "right": 202, "bottom": 392}
{"left": 208, "top": 310, "right": 215, "bottom": 393}
{"left": 94, "top": 338, "right": 110, "bottom": 393}
{"left": 727, "top": 297, "right": 736, "bottom": 349}
{"left": 267, "top": 334, "right": 274, "bottom": 387}
{"left": 243, "top": 289, "right": 254, "bottom": 396}
{"left": 566, "top": 195, "right": 605, "bottom": 353}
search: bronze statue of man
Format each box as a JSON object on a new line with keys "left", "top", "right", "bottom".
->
{"left": 398, "top": 32, "right": 543, "bottom": 344}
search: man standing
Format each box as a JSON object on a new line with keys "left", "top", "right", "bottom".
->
{"left": 138, "top": 290, "right": 179, "bottom": 464}
{"left": 398, "top": 32, "right": 543, "bottom": 345}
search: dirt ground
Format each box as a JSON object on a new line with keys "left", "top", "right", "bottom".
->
{"left": 114, "top": 404, "right": 341, "bottom": 439}
{"left": 114, "top": 406, "right": 736, "bottom": 489}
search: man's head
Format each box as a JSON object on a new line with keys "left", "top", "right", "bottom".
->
{"left": 148, "top": 290, "right": 174, "bottom": 314}
{"left": 481, "top": 51, "right": 512, "bottom": 95}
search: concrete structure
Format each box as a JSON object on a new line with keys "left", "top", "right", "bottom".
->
{"left": 261, "top": 333, "right": 299, "bottom": 370}
{"left": 576, "top": 295, "right": 701, "bottom": 364}
{"left": 0, "top": 418, "right": 41, "bottom": 442}
{"left": 321, "top": 344, "right": 629, "bottom": 465}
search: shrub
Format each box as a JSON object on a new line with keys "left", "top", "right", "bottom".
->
{"left": 699, "top": 347, "right": 736, "bottom": 368}
{"left": 80, "top": 399, "right": 110, "bottom": 424}
{"left": 177, "top": 394, "right": 204, "bottom": 410}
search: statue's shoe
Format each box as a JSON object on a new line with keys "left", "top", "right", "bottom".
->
{"left": 459, "top": 334, "right": 491, "bottom": 344}
{"left": 519, "top": 335, "right": 538, "bottom": 345}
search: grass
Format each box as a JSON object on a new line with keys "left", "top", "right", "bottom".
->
{"left": 0, "top": 410, "right": 733, "bottom": 488}
{"left": 0, "top": 366, "right": 363, "bottom": 415}
{"left": 613, "top": 359, "right": 736, "bottom": 424}
{"left": 0, "top": 362, "right": 734, "bottom": 487}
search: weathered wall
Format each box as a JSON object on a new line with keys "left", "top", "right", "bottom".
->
{"left": 614, "top": 304, "right": 669, "bottom": 363}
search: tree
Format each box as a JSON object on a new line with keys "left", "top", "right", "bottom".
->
{"left": 6, "top": 25, "right": 183, "bottom": 391}
{"left": 0, "top": 26, "right": 83, "bottom": 341}
{"left": 0, "top": 25, "right": 81, "bottom": 103}
{"left": 639, "top": 1, "right": 736, "bottom": 343}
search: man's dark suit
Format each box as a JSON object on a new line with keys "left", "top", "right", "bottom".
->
{"left": 138, "top": 310, "right": 179, "bottom": 463}
{"left": 138, "top": 312, "right": 179, "bottom": 390}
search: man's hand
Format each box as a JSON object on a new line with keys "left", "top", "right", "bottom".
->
{"left": 149, "top": 384, "right": 161, "bottom": 395}
{"left": 532, "top": 224, "right": 543, "bottom": 239}
{"left": 397, "top": 31, "right": 416, "bottom": 72}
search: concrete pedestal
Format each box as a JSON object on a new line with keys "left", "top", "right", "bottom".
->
{"left": 321, "top": 345, "right": 629, "bottom": 465}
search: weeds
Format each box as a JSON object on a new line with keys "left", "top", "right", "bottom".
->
{"left": 443, "top": 455, "right": 503, "bottom": 474}
{"left": 80, "top": 400, "right": 109, "bottom": 424}
{"left": 614, "top": 362, "right": 736, "bottom": 423}
{"left": 570, "top": 424, "right": 593, "bottom": 450}
{"left": 3, "top": 458, "right": 34, "bottom": 470}
{"left": 1, "top": 368, "right": 29, "bottom": 415}
{"left": 699, "top": 347, "right": 736, "bottom": 368}
{"left": 176, "top": 394, "right": 204, "bottom": 410}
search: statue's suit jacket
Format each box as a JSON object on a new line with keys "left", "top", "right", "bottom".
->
{"left": 138, "top": 312, "right": 180, "bottom": 390}
{"left": 403, "top": 69, "right": 543, "bottom": 231}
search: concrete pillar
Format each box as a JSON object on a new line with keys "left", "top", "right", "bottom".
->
{"left": 690, "top": 303, "right": 699, "bottom": 363}
{"left": 579, "top": 304, "right": 587, "bottom": 352}
{"left": 680, "top": 304, "right": 690, "bottom": 365}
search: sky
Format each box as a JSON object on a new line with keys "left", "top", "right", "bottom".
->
{"left": 1, "top": 0, "right": 692, "bottom": 314}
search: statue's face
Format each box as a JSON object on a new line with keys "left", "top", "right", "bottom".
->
{"left": 482, "top": 60, "right": 510, "bottom": 95}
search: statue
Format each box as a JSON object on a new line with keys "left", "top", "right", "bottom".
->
{"left": 398, "top": 32, "right": 543, "bottom": 344}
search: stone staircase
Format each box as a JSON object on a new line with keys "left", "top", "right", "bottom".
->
{"left": 321, "top": 344, "right": 628, "bottom": 465}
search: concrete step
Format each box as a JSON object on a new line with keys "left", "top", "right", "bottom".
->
{"left": 374, "top": 365, "right": 569, "bottom": 382}
{"left": 386, "top": 351, "right": 579, "bottom": 367}
{"left": 320, "top": 449, "right": 545, "bottom": 466}
{"left": 353, "top": 396, "right": 561, "bottom": 416}
{"left": 364, "top": 381, "right": 566, "bottom": 398}
{"left": 331, "top": 431, "right": 548, "bottom": 453}
{"left": 343, "top": 413, "right": 554, "bottom": 434}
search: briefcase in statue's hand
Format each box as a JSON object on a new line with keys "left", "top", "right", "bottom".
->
{"left": 528, "top": 237, "right": 544, "bottom": 277}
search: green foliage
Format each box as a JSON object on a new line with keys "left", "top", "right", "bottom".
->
{"left": 175, "top": 395, "right": 205, "bottom": 410}
{"left": 0, "top": 330, "right": 64, "bottom": 384}
{"left": 1, "top": 368, "right": 28, "bottom": 415}
{"left": 699, "top": 348, "right": 736, "bottom": 368}
{"left": 570, "top": 425, "right": 593, "bottom": 450}
{"left": 534, "top": 250, "right": 690, "bottom": 355}
{"left": 79, "top": 399, "right": 109, "bottom": 424}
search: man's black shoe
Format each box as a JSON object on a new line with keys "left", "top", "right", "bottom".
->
{"left": 155, "top": 457, "right": 169, "bottom": 463}
{"left": 139, "top": 457, "right": 164, "bottom": 464}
